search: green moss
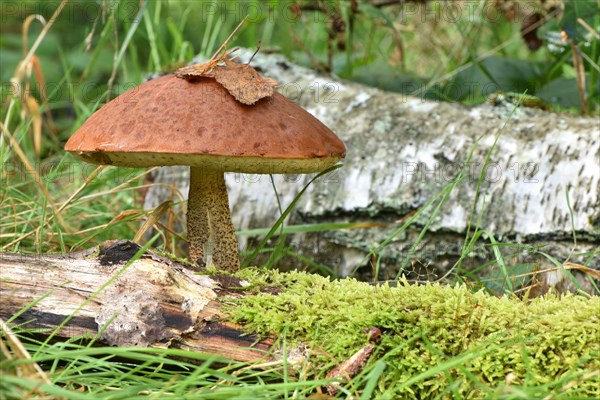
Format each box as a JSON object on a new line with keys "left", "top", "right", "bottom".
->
{"left": 230, "top": 269, "right": 600, "bottom": 398}
{"left": 149, "top": 249, "right": 195, "bottom": 267}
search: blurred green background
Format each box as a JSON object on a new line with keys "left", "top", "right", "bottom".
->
{"left": 2, "top": 0, "right": 598, "bottom": 132}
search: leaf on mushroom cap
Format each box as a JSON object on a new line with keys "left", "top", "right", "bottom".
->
{"left": 175, "top": 55, "right": 278, "bottom": 105}
{"left": 174, "top": 48, "right": 234, "bottom": 80}
{"left": 213, "top": 59, "right": 278, "bottom": 105}
{"left": 173, "top": 18, "right": 277, "bottom": 104}
{"left": 174, "top": 62, "right": 217, "bottom": 79}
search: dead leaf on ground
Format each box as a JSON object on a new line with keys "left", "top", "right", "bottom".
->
{"left": 213, "top": 59, "right": 278, "bottom": 105}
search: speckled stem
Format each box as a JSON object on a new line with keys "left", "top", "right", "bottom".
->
{"left": 187, "top": 167, "right": 240, "bottom": 272}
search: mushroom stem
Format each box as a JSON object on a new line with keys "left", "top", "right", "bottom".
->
{"left": 187, "top": 167, "right": 240, "bottom": 272}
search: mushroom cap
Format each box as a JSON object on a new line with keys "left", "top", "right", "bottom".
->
{"left": 65, "top": 74, "right": 346, "bottom": 174}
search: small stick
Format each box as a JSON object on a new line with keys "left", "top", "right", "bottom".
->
{"left": 247, "top": 40, "right": 261, "bottom": 64}
{"left": 577, "top": 18, "right": 600, "bottom": 40}
{"left": 209, "top": 16, "right": 248, "bottom": 62}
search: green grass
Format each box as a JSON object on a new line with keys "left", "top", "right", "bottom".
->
{"left": 1, "top": 1, "right": 599, "bottom": 398}
{"left": 1, "top": 337, "right": 331, "bottom": 399}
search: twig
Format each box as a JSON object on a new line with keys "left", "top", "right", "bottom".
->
{"left": 578, "top": 18, "right": 600, "bottom": 40}
{"left": 247, "top": 40, "right": 261, "bottom": 64}
{"left": 209, "top": 16, "right": 248, "bottom": 62}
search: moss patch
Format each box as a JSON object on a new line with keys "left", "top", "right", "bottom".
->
{"left": 229, "top": 269, "right": 600, "bottom": 398}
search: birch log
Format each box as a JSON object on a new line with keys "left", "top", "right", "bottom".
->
{"left": 144, "top": 49, "right": 600, "bottom": 280}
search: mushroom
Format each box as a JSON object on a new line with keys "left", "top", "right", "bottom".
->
{"left": 65, "top": 74, "right": 346, "bottom": 272}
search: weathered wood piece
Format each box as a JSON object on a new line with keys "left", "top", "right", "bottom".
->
{"left": 0, "top": 241, "right": 274, "bottom": 363}
{"left": 144, "top": 49, "right": 599, "bottom": 279}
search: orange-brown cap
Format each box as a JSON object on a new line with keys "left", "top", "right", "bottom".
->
{"left": 65, "top": 74, "right": 346, "bottom": 174}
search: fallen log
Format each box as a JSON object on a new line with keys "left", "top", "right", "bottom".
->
{"left": 0, "top": 240, "right": 274, "bottom": 364}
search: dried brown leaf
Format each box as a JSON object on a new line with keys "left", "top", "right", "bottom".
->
{"left": 174, "top": 47, "right": 240, "bottom": 80}
{"left": 133, "top": 201, "right": 172, "bottom": 243}
{"left": 109, "top": 209, "right": 142, "bottom": 224}
{"left": 214, "top": 60, "right": 278, "bottom": 105}
{"left": 25, "top": 96, "right": 42, "bottom": 157}
{"left": 173, "top": 19, "right": 276, "bottom": 104}
{"left": 31, "top": 54, "right": 57, "bottom": 135}
{"left": 563, "top": 262, "right": 600, "bottom": 280}
{"left": 175, "top": 61, "right": 217, "bottom": 80}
